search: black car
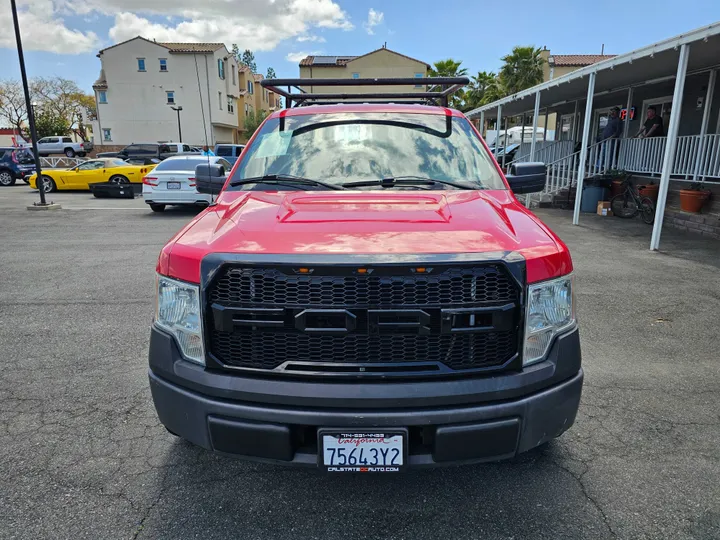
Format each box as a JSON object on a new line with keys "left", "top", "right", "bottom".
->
{"left": 0, "top": 147, "right": 36, "bottom": 186}
{"left": 97, "top": 143, "right": 184, "bottom": 162}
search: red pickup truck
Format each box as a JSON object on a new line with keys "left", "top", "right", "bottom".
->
{"left": 149, "top": 78, "right": 581, "bottom": 471}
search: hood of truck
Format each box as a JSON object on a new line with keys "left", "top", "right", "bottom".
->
{"left": 159, "top": 190, "right": 572, "bottom": 284}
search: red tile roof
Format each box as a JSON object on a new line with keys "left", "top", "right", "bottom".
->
{"left": 157, "top": 42, "right": 225, "bottom": 53}
{"left": 550, "top": 54, "right": 616, "bottom": 66}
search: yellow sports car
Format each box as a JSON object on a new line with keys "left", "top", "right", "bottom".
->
{"left": 29, "top": 158, "right": 156, "bottom": 192}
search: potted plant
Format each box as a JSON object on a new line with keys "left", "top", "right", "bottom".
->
{"left": 638, "top": 181, "right": 659, "bottom": 202}
{"left": 679, "top": 182, "right": 711, "bottom": 213}
{"left": 607, "top": 169, "right": 628, "bottom": 197}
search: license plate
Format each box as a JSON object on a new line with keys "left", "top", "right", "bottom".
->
{"left": 167, "top": 181, "right": 181, "bottom": 190}
{"left": 319, "top": 430, "right": 406, "bottom": 472}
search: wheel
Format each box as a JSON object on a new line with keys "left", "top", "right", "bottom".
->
{"left": 64, "top": 148, "right": 76, "bottom": 158}
{"left": 78, "top": 152, "right": 86, "bottom": 157}
{"left": 610, "top": 192, "right": 638, "bottom": 218}
{"left": 0, "top": 169, "right": 16, "bottom": 186}
{"left": 640, "top": 197, "right": 656, "bottom": 224}
{"left": 109, "top": 175, "right": 129, "bottom": 184}
{"left": 40, "top": 175, "right": 56, "bottom": 193}
{"left": 150, "top": 204, "right": 166, "bottom": 212}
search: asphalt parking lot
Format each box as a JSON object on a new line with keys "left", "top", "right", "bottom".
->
{"left": 1, "top": 183, "right": 719, "bottom": 539}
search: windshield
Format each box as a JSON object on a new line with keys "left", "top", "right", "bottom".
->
{"left": 154, "top": 158, "right": 231, "bottom": 172}
{"left": 229, "top": 112, "right": 505, "bottom": 190}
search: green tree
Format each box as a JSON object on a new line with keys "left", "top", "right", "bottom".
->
{"left": 240, "top": 50, "right": 257, "bottom": 73}
{"left": 464, "top": 71, "right": 498, "bottom": 111}
{"left": 244, "top": 109, "right": 268, "bottom": 136}
{"left": 231, "top": 44, "right": 241, "bottom": 64}
{"left": 499, "top": 46, "right": 545, "bottom": 95}
{"left": 34, "top": 108, "right": 70, "bottom": 139}
{"left": 429, "top": 59, "right": 468, "bottom": 108}
{"left": 266, "top": 67, "right": 276, "bottom": 79}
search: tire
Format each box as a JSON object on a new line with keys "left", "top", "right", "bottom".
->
{"left": 64, "top": 148, "right": 76, "bottom": 158}
{"left": 109, "top": 175, "right": 129, "bottom": 184}
{"left": 78, "top": 152, "right": 86, "bottom": 158}
{"left": 0, "top": 169, "right": 16, "bottom": 186}
{"left": 610, "top": 192, "right": 638, "bottom": 219}
{"left": 40, "top": 175, "right": 56, "bottom": 193}
{"left": 640, "top": 196, "right": 656, "bottom": 224}
{"left": 150, "top": 204, "right": 166, "bottom": 212}
{"left": 22, "top": 178, "right": 30, "bottom": 184}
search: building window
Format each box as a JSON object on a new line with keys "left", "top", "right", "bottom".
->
{"left": 232, "top": 68, "right": 236, "bottom": 85}
{"left": 102, "top": 128, "right": 112, "bottom": 142}
{"left": 98, "top": 91, "right": 107, "bottom": 103}
{"left": 414, "top": 73, "right": 423, "bottom": 88}
{"left": 247, "top": 81, "right": 253, "bottom": 94}
{"left": 244, "top": 103, "right": 249, "bottom": 113}
{"left": 166, "top": 91, "right": 175, "bottom": 104}
{"left": 218, "top": 91, "right": 223, "bottom": 110}
{"left": 159, "top": 58, "right": 167, "bottom": 72}
{"left": 227, "top": 96, "right": 234, "bottom": 113}
{"left": 218, "top": 59, "right": 225, "bottom": 80}
{"left": 137, "top": 58, "right": 146, "bottom": 71}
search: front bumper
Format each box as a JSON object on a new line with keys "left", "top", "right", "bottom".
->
{"left": 149, "top": 326, "right": 583, "bottom": 467}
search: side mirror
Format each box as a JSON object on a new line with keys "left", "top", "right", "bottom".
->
{"left": 505, "top": 162, "right": 546, "bottom": 194}
{"left": 195, "top": 163, "right": 226, "bottom": 195}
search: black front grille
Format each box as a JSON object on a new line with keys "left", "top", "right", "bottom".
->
{"left": 206, "top": 263, "right": 521, "bottom": 375}
{"left": 210, "top": 266, "right": 517, "bottom": 307}
{"left": 211, "top": 332, "right": 518, "bottom": 371}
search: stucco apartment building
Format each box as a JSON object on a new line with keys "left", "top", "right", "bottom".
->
{"left": 237, "top": 67, "right": 281, "bottom": 141}
{"left": 91, "top": 37, "right": 240, "bottom": 147}
{"left": 297, "top": 47, "right": 430, "bottom": 98}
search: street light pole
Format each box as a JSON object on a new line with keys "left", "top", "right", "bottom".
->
{"left": 11, "top": 0, "right": 47, "bottom": 205}
{"left": 171, "top": 106, "right": 183, "bottom": 142}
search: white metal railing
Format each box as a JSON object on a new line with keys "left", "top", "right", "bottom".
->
{"left": 524, "top": 150, "right": 581, "bottom": 207}
{"left": 511, "top": 140, "right": 575, "bottom": 166}
{"left": 617, "top": 134, "right": 720, "bottom": 182}
{"left": 40, "top": 157, "right": 87, "bottom": 169}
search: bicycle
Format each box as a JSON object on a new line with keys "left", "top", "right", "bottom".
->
{"left": 610, "top": 176, "right": 656, "bottom": 224}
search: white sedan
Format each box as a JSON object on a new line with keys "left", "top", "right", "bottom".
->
{"left": 142, "top": 155, "right": 232, "bottom": 212}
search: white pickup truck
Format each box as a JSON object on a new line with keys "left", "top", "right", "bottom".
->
{"left": 31, "top": 136, "right": 93, "bottom": 157}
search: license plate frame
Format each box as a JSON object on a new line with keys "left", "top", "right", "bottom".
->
{"left": 166, "top": 181, "right": 181, "bottom": 190}
{"left": 318, "top": 429, "right": 408, "bottom": 473}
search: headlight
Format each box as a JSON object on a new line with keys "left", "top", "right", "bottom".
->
{"left": 524, "top": 275, "right": 574, "bottom": 365}
{"left": 155, "top": 275, "right": 204, "bottom": 365}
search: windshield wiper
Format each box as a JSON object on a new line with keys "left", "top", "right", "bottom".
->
{"left": 342, "top": 176, "right": 476, "bottom": 190}
{"left": 230, "top": 174, "right": 347, "bottom": 190}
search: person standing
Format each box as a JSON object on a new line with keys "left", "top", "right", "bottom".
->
{"left": 636, "top": 106, "right": 664, "bottom": 138}
{"left": 597, "top": 107, "right": 622, "bottom": 167}
{"left": 201, "top": 145, "right": 215, "bottom": 156}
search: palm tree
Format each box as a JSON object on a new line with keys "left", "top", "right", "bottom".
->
{"left": 464, "top": 71, "right": 498, "bottom": 110}
{"left": 499, "top": 46, "right": 545, "bottom": 95}
{"left": 430, "top": 59, "right": 468, "bottom": 108}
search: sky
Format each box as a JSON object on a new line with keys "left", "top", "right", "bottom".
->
{"left": 1, "top": 0, "right": 719, "bottom": 93}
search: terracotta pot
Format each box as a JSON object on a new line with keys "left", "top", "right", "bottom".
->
{"left": 638, "top": 183, "right": 659, "bottom": 202}
{"left": 679, "top": 189, "right": 711, "bottom": 213}
{"left": 610, "top": 180, "right": 624, "bottom": 197}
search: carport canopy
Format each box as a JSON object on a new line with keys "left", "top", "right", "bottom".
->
{"left": 466, "top": 22, "right": 720, "bottom": 120}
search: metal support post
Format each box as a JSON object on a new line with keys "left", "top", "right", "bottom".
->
{"left": 572, "top": 71, "right": 597, "bottom": 225}
{"left": 693, "top": 69, "right": 716, "bottom": 181}
{"left": 530, "top": 91, "right": 541, "bottom": 160}
{"left": 650, "top": 44, "right": 690, "bottom": 251}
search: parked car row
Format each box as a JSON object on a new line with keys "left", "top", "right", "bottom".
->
{"left": 0, "top": 147, "right": 36, "bottom": 186}
{"left": 28, "top": 158, "right": 156, "bottom": 192}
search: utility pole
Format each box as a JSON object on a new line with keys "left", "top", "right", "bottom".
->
{"left": 171, "top": 106, "right": 183, "bottom": 142}
{"left": 11, "top": 0, "right": 48, "bottom": 206}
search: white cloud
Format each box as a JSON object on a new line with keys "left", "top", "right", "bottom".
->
{"left": 297, "top": 35, "right": 326, "bottom": 43}
{"left": 0, "top": 0, "right": 352, "bottom": 55}
{"left": 285, "top": 51, "right": 319, "bottom": 63}
{"left": 363, "top": 8, "right": 384, "bottom": 35}
{"left": 0, "top": 1, "right": 99, "bottom": 54}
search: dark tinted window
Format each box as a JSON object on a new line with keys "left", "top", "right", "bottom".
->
{"left": 62, "top": 137, "right": 73, "bottom": 143}
{"left": 216, "top": 146, "right": 232, "bottom": 156}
